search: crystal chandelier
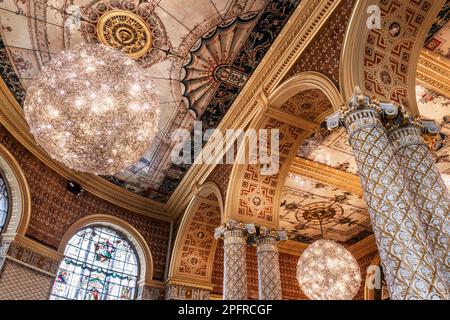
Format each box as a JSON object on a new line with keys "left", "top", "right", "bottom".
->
{"left": 296, "top": 239, "right": 361, "bottom": 300}
{"left": 24, "top": 43, "right": 159, "bottom": 175}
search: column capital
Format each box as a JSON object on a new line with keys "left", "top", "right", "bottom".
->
{"left": 325, "top": 87, "right": 397, "bottom": 135}
{"left": 383, "top": 104, "right": 441, "bottom": 151}
{"left": 250, "top": 226, "right": 288, "bottom": 244}
{"left": 214, "top": 219, "right": 256, "bottom": 240}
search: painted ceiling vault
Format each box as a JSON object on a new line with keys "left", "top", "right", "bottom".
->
{"left": 280, "top": 173, "right": 372, "bottom": 245}
{"left": 0, "top": 0, "right": 300, "bottom": 202}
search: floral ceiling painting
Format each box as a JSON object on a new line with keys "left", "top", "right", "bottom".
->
{"left": 279, "top": 173, "right": 372, "bottom": 245}
{"left": 416, "top": 84, "right": 450, "bottom": 184}
{"left": 297, "top": 126, "right": 358, "bottom": 175}
{"left": 0, "top": 0, "right": 300, "bottom": 202}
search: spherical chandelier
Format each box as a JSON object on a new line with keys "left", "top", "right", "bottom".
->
{"left": 296, "top": 239, "right": 361, "bottom": 300}
{"left": 24, "top": 42, "right": 159, "bottom": 175}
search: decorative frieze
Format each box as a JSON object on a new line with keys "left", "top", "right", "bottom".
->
{"left": 165, "top": 282, "right": 211, "bottom": 300}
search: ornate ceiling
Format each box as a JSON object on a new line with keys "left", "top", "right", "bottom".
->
{"left": 0, "top": 0, "right": 449, "bottom": 253}
{"left": 280, "top": 173, "right": 372, "bottom": 245}
{"left": 0, "top": 0, "right": 300, "bottom": 202}
{"left": 424, "top": 0, "right": 449, "bottom": 59}
{"left": 295, "top": 1, "right": 450, "bottom": 190}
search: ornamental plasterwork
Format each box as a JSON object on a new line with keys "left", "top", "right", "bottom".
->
{"left": 361, "top": 0, "right": 434, "bottom": 107}
{"left": 0, "top": 0, "right": 342, "bottom": 219}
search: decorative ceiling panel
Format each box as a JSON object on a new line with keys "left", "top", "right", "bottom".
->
{"left": 280, "top": 89, "right": 334, "bottom": 121}
{"left": 416, "top": 84, "right": 450, "bottom": 181}
{"left": 283, "top": 0, "right": 356, "bottom": 87}
{"left": 280, "top": 173, "right": 372, "bottom": 245}
{"left": 0, "top": 0, "right": 300, "bottom": 203}
{"left": 424, "top": 0, "right": 450, "bottom": 59}
{"left": 298, "top": 125, "right": 358, "bottom": 174}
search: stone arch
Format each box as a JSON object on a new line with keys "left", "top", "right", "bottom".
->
{"left": 0, "top": 143, "right": 31, "bottom": 238}
{"left": 339, "top": 0, "right": 443, "bottom": 113}
{"left": 224, "top": 71, "right": 342, "bottom": 228}
{"left": 168, "top": 182, "right": 222, "bottom": 287}
{"left": 270, "top": 71, "right": 344, "bottom": 111}
{"left": 58, "top": 214, "right": 154, "bottom": 285}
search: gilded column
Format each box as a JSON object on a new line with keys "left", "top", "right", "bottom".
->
{"left": 256, "top": 232, "right": 282, "bottom": 300}
{"left": 388, "top": 120, "right": 450, "bottom": 286}
{"left": 326, "top": 88, "right": 448, "bottom": 299}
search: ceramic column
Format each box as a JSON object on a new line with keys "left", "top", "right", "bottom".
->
{"left": 326, "top": 89, "right": 448, "bottom": 299}
{"left": 223, "top": 227, "right": 248, "bottom": 300}
{"left": 256, "top": 235, "right": 282, "bottom": 300}
{"left": 388, "top": 123, "right": 450, "bottom": 287}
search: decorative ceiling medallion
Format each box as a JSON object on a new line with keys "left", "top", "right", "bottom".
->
{"left": 97, "top": 10, "right": 152, "bottom": 59}
{"left": 300, "top": 202, "right": 344, "bottom": 223}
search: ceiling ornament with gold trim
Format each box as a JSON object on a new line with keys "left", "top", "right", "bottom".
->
{"left": 96, "top": 9, "right": 153, "bottom": 59}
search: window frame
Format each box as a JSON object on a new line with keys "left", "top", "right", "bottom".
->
{"left": 50, "top": 224, "right": 141, "bottom": 301}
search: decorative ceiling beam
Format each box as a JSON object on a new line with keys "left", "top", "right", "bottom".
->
{"left": 416, "top": 49, "right": 450, "bottom": 98}
{"left": 348, "top": 234, "right": 377, "bottom": 259}
{"left": 289, "top": 157, "right": 363, "bottom": 196}
{"left": 265, "top": 106, "right": 318, "bottom": 132}
{"left": 278, "top": 239, "right": 308, "bottom": 256}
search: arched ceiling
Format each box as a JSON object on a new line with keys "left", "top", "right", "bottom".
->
{"left": 0, "top": 0, "right": 300, "bottom": 203}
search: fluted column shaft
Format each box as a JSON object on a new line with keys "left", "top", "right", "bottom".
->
{"left": 343, "top": 108, "right": 447, "bottom": 299}
{"left": 389, "top": 126, "right": 450, "bottom": 286}
{"left": 256, "top": 236, "right": 282, "bottom": 300}
{"left": 223, "top": 228, "right": 247, "bottom": 300}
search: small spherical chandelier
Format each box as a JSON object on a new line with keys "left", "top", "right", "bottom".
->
{"left": 24, "top": 43, "right": 159, "bottom": 175}
{"left": 296, "top": 239, "right": 361, "bottom": 300}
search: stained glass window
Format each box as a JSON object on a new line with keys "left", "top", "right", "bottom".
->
{"left": 50, "top": 226, "right": 139, "bottom": 300}
{"left": 0, "top": 172, "right": 9, "bottom": 233}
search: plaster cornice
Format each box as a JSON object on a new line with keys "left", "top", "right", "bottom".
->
{"left": 289, "top": 157, "right": 363, "bottom": 196}
{"left": 416, "top": 49, "right": 450, "bottom": 98}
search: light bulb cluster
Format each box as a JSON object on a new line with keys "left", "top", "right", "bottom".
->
{"left": 24, "top": 43, "right": 159, "bottom": 175}
{"left": 296, "top": 239, "right": 361, "bottom": 300}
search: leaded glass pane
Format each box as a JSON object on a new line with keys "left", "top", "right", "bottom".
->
{"left": 50, "top": 226, "right": 139, "bottom": 300}
{"left": 0, "top": 172, "right": 9, "bottom": 233}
